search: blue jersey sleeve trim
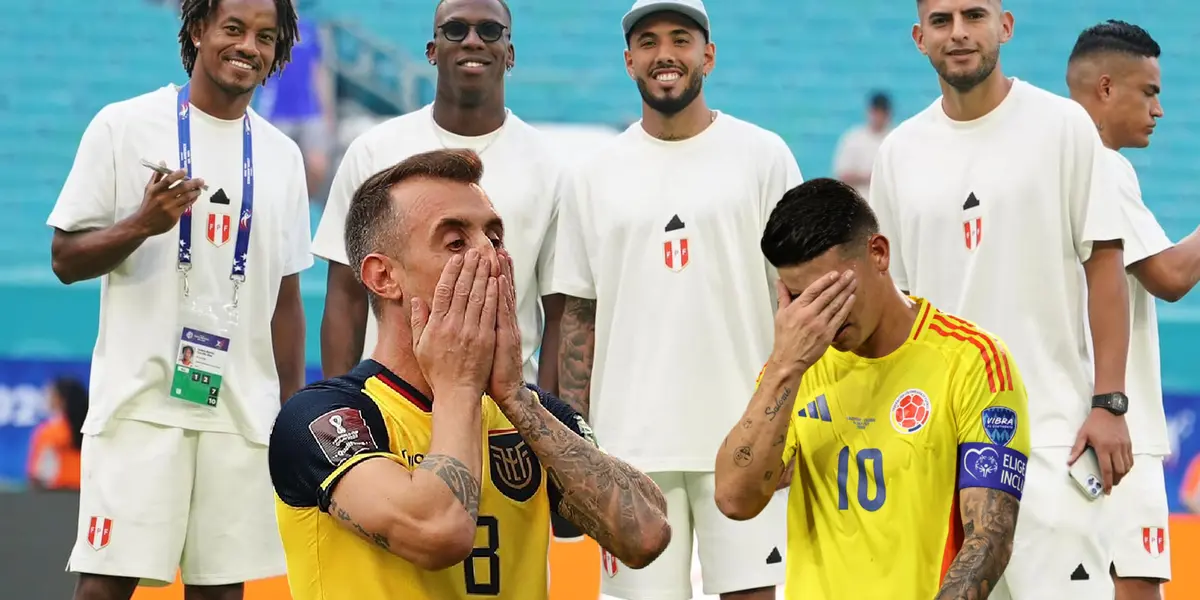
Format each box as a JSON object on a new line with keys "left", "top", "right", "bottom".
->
{"left": 956, "top": 442, "right": 1027, "bottom": 500}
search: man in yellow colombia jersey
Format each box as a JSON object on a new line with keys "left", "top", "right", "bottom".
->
{"left": 713, "top": 178, "right": 1029, "bottom": 600}
{"left": 268, "top": 149, "right": 671, "bottom": 600}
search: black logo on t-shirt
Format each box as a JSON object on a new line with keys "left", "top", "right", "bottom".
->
{"left": 210, "top": 188, "right": 230, "bottom": 205}
{"left": 1069, "top": 563, "right": 1089, "bottom": 581}
{"left": 962, "top": 192, "right": 980, "bottom": 211}
{"left": 766, "top": 547, "right": 782, "bottom": 564}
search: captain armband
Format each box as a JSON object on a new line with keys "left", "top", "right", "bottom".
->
{"left": 956, "top": 442, "right": 1027, "bottom": 500}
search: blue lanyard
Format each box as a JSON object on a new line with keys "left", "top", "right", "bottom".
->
{"left": 175, "top": 83, "right": 254, "bottom": 290}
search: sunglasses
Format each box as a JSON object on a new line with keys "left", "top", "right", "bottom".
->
{"left": 438, "top": 20, "right": 508, "bottom": 43}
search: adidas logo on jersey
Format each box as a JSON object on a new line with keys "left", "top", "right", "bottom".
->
{"left": 797, "top": 395, "right": 832, "bottom": 422}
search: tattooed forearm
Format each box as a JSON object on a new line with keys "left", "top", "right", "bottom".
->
{"left": 418, "top": 454, "right": 482, "bottom": 520}
{"left": 502, "top": 388, "right": 669, "bottom": 568}
{"left": 557, "top": 297, "right": 596, "bottom": 417}
{"left": 734, "top": 446, "right": 754, "bottom": 467}
{"left": 713, "top": 362, "right": 805, "bottom": 521}
{"left": 328, "top": 497, "right": 391, "bottom": 550}
{"left": 935, "top": 489, "right": 1019, "bottom": 600}
{"left": 764, "top": 387, "right": 792, "bottom": 421}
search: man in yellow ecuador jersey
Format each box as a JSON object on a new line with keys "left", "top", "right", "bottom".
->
{"left": 268, "top": 148, "right": 670, "bottom": 600}
{"left": 714, "top": 178, "right": 1029, "bottom": 600}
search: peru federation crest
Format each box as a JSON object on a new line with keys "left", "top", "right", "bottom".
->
{"left": 662, "top": 214, "right": 689, "bottom": 272}
{"left": 962, "top": 192, "right": 983, "bottom": 251}
{"left": 206, "top": 212, "right": 231, "bottom": 246}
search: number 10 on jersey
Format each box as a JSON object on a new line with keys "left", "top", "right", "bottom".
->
{"left": 837, "top": 446, "right": 886, "bottom": 512}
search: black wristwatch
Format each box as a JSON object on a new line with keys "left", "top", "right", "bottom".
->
{"left": 1092, "top": 392, "right": 1129, "bottom": 416}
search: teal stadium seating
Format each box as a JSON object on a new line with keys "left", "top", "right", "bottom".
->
{"left": 2, "top": 1, "right": 1198, "bottom": 390}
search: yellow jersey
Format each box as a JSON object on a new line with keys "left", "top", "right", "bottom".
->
{"left": 778, "top": 299, "right": 1030, "bottom": 599}
{"left": 269, "top": 360, "right": 589, "bottom": 600}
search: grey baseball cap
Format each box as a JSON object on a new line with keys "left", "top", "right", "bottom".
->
{"left": 621, "top": 0, "right": 711, "bottom": 40}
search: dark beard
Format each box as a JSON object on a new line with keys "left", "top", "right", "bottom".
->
{"left": 636, "top": 70, "right": 704, "bottom": 116}
{"left": 936, "top": 49, "right": 999, "bottom": 93}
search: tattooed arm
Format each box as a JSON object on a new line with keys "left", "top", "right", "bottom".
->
{"left": 934, "top": 488, "right": 1020, "bottom": 599}
{"left": 713, "top": 360, "right": 806, "bottom": 521}
{"left": 557, "top": 296, "right": 596, "bottom": 417}
{"left": 325, "top": 389, "right": 483, "bottom": 570}
{"left": 496, "top": 386, "right": 670, "bottom": 569}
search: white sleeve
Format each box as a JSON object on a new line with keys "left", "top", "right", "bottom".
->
{"left": 761, "top": 134, "right": 803, "bottom": 222}
{"left": 1064, "top": 104, "right": 1125, "bottom": 262}
{"left": 1109, "top": 155, "right": 1172, "bottom": 267}
{"left": 550, "top": 169, "right": 597, "bottom": 300}
{"left": 536, "top": 164, "right": 567, "bottom": 297}
{"left": 281, "top": 144, "right": 315, "bottom": 276}
{"left": 47, "top": 107, "right": 119, "bottom": 232}
{"left": 868, "top": 142, "right": 909, "bottom": 291}
{"left": 311, "top": 136, "right": 373, "bottom": 265}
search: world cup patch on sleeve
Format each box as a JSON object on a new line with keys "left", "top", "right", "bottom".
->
{"left": 308, "top": 407, "right": 378, "bottom": 466}
{"left": 980, "top": 406, "right": 1017, "bottom": 447}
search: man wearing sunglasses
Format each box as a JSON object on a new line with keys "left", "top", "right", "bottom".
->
{"left": 554, "top": 1, "right": 802, "bottom": 599}
{"left": 313, "top": 0, "right": 566, "bottom": 417}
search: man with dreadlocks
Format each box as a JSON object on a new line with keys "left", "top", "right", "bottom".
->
{"left": 46, "top": 0, "right": 308, "bottom": 598}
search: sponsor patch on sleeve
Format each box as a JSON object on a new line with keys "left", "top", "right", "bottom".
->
{"left": 957, "top": 442, "right": 1026, "bottom": 500}
{"left": 308, "top": 407, "right": 378, "bottom": 466}
{"left": 981, "top": 406, "right": 1018, "bottom": 447}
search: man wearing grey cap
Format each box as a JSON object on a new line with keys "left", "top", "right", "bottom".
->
{"left": 554, "top": 1, "right": 801, "bottom": 599}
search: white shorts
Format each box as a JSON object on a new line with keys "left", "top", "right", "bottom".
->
{"left": 1106, "top": 454, "right": 1172, "bottom": 582}
{"left": 990, "top": 446, "right": 1112, "bottom": 600}
{"left": 599, "top": 471, "right": 787, "bottom": 600}
{"left": 67, "top": 418, "right": 285, "bottom": 586}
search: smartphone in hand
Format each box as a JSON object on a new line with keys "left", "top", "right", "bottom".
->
{"left": 1068, "top": 446, "right": 1104, "bottom": 501}
{"left": 140, "top": 159, "right": 208, "bottom": 190}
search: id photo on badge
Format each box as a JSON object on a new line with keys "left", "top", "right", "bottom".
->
{"left": 170, "top": 299, "right": 237, "bottom": 408}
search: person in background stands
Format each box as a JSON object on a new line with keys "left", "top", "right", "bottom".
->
{"left": 870, "top": 1, "right": 1131, "bottom": 598}
{"left": 45, "top": 0, "right": 311, "bottom": 598}
{"left": 554, "top": 1, "right": 803, "bottom": 598}
{"left": 1068, "top": 19, "right": 1200, "bottom": 600}
{"left": 27, "top": 377, "right": 89, "bottom": 491}
{"left": 831, "top": 91, "right": 892, "bottom": 199}
{"left": 312, "top": 0, "right": 566, "bottom": 406}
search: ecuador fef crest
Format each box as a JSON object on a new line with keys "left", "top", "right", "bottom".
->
{"left": 488, "top": 431, "right": 543, "bottom": 502}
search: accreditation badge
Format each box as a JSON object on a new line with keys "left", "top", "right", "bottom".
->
{"left": 169, "top": 299, "right": 238, "bottom": 408}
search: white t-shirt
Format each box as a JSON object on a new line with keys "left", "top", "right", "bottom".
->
{"left": 832, "top": 124, "right": 888, "bottom": 198}
{"left": 46, "top": 85, "right": 313, "bottom": 445}
{"left": 311, "top": 105, "right": 563, "bottom": 383}
{"left": 553, "top": 113, "right": 803, "bottom": 472}
{"left": 869, "top": 79, "right": 1123, "bottom": 448}
{"left": 1105, "top": 148, "right": 1171, "bottom": 456}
